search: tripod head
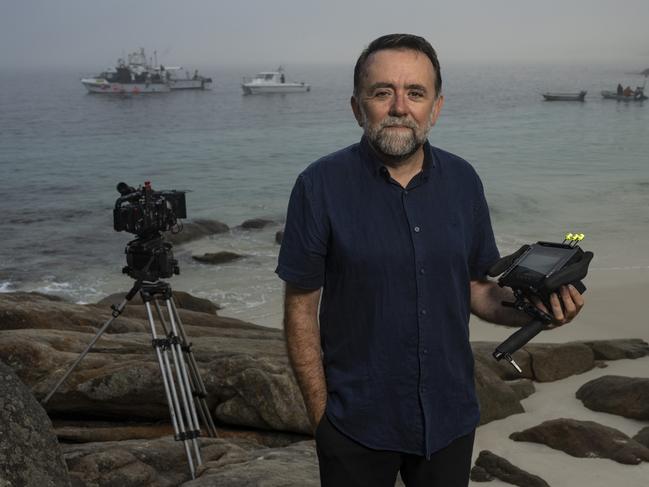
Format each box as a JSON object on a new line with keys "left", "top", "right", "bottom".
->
{"left": 123, "top": 232, "right": 180, "bottom": 282}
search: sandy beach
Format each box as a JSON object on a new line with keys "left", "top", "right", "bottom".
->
{"left": 468, "top": 268, "right": 649, "bottom": 486}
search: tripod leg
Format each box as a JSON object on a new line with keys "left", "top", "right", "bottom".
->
{"left": 169, "top": 299, "right": 218, "bottom": 437}
{"left": 154, "top": 299, "right": 214, "bottom": 440}
{"left": 42, "top": 298, "right": 126, "bottom": 405}
{"left": 42, "top": 280, "right": 145, "bottom": 405}
{"left": 144, "top": 301, "right": 197, "bottom": 479}
{"left": 163, "top": 299, "right": 203, "bottom": 464}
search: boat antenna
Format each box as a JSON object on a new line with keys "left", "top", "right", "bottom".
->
{"left": 154, "top": 50, "right": 158, "bottom": 69}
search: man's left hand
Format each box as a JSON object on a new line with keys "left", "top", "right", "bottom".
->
{"left": 531, "top": 284, "right": 585, "bottom": 328}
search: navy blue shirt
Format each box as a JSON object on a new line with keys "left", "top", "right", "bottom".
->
{"left": 276, "top": 137, "right": 499, "bottom": 458}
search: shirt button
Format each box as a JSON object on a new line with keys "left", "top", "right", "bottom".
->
{"left": 414, "top": 226, "right": 420, "bottom": 233}
{"left": 403, "top": 190, "right": 409, "bottom": 195}
{"left": 419, "top": 268, "right": 425, "bottom": 275}
{"left": 420, "top": 309, "right": 427, "bottom": 316}
{"left": 423, "top": 348, "right": 428, "bottom": 354}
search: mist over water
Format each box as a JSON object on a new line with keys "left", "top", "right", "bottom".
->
{"left": 1, "top": 62, "right": 648, "bottom": 327}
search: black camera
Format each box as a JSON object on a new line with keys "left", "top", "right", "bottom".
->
{"left": 114, "top": 181, "right": 186, "bottom": 237}
{"left": 113, "top": 182, "right": 186, "bottom": 282}
{"left": 487, "top": 235, "right": 593, "bottom": 372}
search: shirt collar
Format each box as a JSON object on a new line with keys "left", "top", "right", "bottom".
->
{"left": 359, "top": 135, "right": 436, "bottom": 182}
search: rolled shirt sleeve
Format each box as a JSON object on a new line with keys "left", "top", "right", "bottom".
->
{"left": 276, "top": 173, "right": 329, "bottom": 289}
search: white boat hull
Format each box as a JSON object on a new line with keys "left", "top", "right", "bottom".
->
{"left": 81, "top": 78, "right": 171, "bottom": 94}
{"left": 169, "top": 78, "right": 212, "bottom": 90}
{"left": 241, "top": 83, "right": 311, "bottom": 95}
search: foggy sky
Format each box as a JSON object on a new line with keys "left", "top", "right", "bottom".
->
{"left": 1, "top": 0, "right": 648, "bottom": 69}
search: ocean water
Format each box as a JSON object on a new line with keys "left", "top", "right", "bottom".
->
{"left": 1, "top": 62, "right": 648, "bottom": 328}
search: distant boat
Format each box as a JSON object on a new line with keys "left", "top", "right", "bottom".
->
{"left": 81, "top": 48, "right": 212, "bottom": 94}
{"left": 165, "top": 68, "right": 213, "bottom": 90}
{"left": 542, "top": 91, "right": 587, "bottom": 101}
{"left": 601, "top": 90, "right": 647, "bottom": 101}
{"left": 81, "top": 48, "right": 170, "bottom": 94}
{"left": 241, "top": 67, "right": 310, "bottom": 95}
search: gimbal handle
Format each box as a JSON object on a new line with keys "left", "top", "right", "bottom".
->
{"left": 492, "top": 319, "right": 548, "bottom": 372}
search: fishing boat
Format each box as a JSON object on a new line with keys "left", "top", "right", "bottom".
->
{"left": 166, "top": 68, "right": 213, "bottom": 90}
{"left": 81, "top": 48, "right": 171, "bottom": 94}
{"left": 601, "top": 90, "right": 647, "bottom": 101}
{"left": 241, "top": 67, "right": 310, "bottom": 94}
{"left": 542, "top": 91, "right": 587, "bottom": 101}
{"left": 81, "top": 48, "right": 213, "bottom": 94}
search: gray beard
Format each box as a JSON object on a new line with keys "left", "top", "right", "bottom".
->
{"left": 363, "top": 116, "right": 431, "bottom": 164}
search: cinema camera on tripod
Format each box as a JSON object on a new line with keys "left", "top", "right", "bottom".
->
{"left": 43, "top": 181, "right": 217, "bottom": 480}
{"left": 487, "top": 234, "right": 594, "bottom": 373}
{"left": 113, "top": 180, "right": 186, "bottom": 280}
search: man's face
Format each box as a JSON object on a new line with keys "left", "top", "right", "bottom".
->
{"left": 351, "top": 48, "right": 444, "bottom": 161}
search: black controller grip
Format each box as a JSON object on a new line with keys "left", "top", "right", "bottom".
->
{"left": 493, "top": 319, "right": 547, "bottom": 360}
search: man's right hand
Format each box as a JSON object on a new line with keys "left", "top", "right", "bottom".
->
{"left": 283, "top": 284, "right": 328, "bottom": 437}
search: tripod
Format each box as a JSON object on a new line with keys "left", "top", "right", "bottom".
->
{"left": 42, "top": 278, "right": 218, "bottom": 479}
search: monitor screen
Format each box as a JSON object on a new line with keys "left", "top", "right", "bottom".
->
{"left": 517, "top": 246, "right": 574, "bottom": 275}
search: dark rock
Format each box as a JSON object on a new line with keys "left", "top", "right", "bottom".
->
{"left": 469, "top": 465, "right": 493, "bottom": 482}
{"left": 510, "top": 418, "right": 649, "bottom": 464}
{"left": 54, "top": 419, "right": 308, "bottom": 447}
{"left": 507, "top": 378, "right": 536, "bottom": 400}
{"left": 583, "top": 339, "right": 649, "bottom": 360}
{"left": 192, "top": 251, "right": 246, "bottom": 265}
{"left": 167, "top": 219, "right": 229, "bottom": 245}
{"left": 525, "top": 342, "right": 595, "bottom": 382}
{"left": 0, "top": 292, "right": 308, "bottom": 434}
{"left": 472, "top": 342, "right": 533, "bottom": 380}
{"left": 472, "top": 450, "right": 549, "bottom": 487}
{"left": 474, "top": 360, "right": 524, "bottom": 425}
{"left": 239, "top": 218, "right": 274, "bottom": 230}
{"left": 576, "top": 375, "right": 649, "bottom": 420}
{"left": 62, "top": 436, "right": 263, "bottom": 487}
{"left": 0, "top": 360, "right": 71, "bottom": 486}
{"left": 275, "top": 230, "right": 284, "bottom": 245}
{"left": 182, "top": 440, "right": 319, "bottom": 486}
{"left": 97, "top": 290, "right": 221, "bottom": 314}
{"left": 633, "top": 427, "right": 649, "bottom": 449}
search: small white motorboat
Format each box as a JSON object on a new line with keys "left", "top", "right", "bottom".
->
{"left": 241, "top": 67, "right": 310, "bottom": 94}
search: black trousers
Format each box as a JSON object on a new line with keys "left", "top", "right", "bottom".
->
{"left": 315, "top": 415, "right": 475, "bottom": 487}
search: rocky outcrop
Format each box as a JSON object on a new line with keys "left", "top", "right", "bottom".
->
{"left": 576, "top": 375, "right": 649, "bottom": 420}
{"left": 182, "top": 440, "right": 320, "bottom": 486}
{"left": 192, "top": 251, "right": 246, "bottom": 265}
{"left": 474, "top": 361, "right": 524, "bottom": 425}
{"left": 506, "top": 378, "right": 536, "bottom": 400}
{"left": 470, "top": 450, "right": 549, "bottom": 486}
{"left": 2, "top": 292, "right": 649, "bottom": 486}
{"left": 525, "top": 342, "right": 595, "bottom": 382}
{"left": 582, "top": 339, "right": 649, "bottom": 360}
{"left": 472, "top": 342, "right": 534, "bottom": 380}
{"left": 0, "top": 360, "right": 71, "bottom": 487}
{"left": 510, "top": 418, "right": 649, "bottom": 465}
{"left": 63, "top": 436, "right": 268, "bottom": 487}
{"left": 473, "top": 340, "right": 635, "bottom": 383}
{"left": 53, "top": 419, "right": 307, "bottom": 447}
{"left": 633, "top": 427, "right": 649, "bottom": 449}
{"left": 166, "top": 219, "right": 230, "bottom": 245}
{"left": 238, "top": 218, "right": 275, "bottom": 230}
{"left": 0, "top": 292, "right": 309, "bottom": 434}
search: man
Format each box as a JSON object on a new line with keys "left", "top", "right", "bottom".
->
{"left": 276, "top": 34, "right": 583, "bottom": 487}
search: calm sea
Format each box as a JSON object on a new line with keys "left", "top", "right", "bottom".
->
{"left": 1, "top": 62, "right": 648, "bottom": 328}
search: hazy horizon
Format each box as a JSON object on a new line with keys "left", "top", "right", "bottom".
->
{"left": 2, "top": 0, "right": 648, "bottom": 70}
